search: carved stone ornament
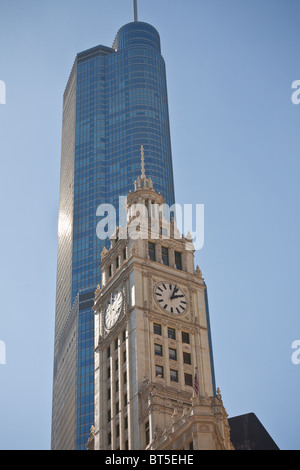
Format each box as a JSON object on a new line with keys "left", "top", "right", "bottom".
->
{"left": 95, "top": 285, "right": 101, "bottom": 297}
{"left": 101, "top": 246, "right": 108, "bottom": 259}
{"left": 154, "top": 425, "right": 163, "bottom": 439}
{"left": 195, "top": 265, "right": 203, "bottom": 278}
{"left": 131, "top": 243, "right": 138, "bottom": 256}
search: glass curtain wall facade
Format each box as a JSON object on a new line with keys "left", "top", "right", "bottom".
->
{"left": 52, "top": 21, "right": 175, "bottom": 450}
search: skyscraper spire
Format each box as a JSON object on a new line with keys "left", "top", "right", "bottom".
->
{"left": 133, "top": 0, "right": 138, "bottom": 22}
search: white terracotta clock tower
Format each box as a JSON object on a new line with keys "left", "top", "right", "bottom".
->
{"left": 89, "top": 152, "right": 233, "bottom": 451}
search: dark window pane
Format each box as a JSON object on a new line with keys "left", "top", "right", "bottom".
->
{"left": 175, "top": 251, "right": 182, "bottom": 270}
{"left": 168, "top": 327, "right": 176, "bottom": 340}
{"left": 170, "top": 369, "right": 178, "bottom": 382}
{"left": 183, "top": 352, "right": 191, "bottom": 365}
{"left": 155, "top": 365, "right": 164, "bottom": 378}
{"left": 182, "top": 331, "right": 190, "bottom": 344}
{"left": 154, "top": 343, "right": 163, "bottom": 356}
{"left": 145, "top": 421, "right": 150, "bottom": 446}
{"left": 169, "top": 348, "right": 177, "bottom": 361}
{"left": 148, "top": 242, "right": 156, "bottom": 261}
{"left": 184, "top": 373, "right": 193, "bottom": 387}
{"left": 161, "top": 246, "right": 169, "bottom": 265}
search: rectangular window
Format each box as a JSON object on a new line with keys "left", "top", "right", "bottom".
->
{"left": 148, "top": 242, "right": 156, "bottom": 261}
{"left": 116, "top": 401, "right": 120, "bottom": 414}
{"left": 145, "top": 421, "right": 150, "bottom": 446}
{"left": 175, "top": 251, "right": 182, "bottom": 270}
{"left": 107, "top": 387, "right": 111, "bottom": 401}
{"left": 124, "top": 371, "right": 127, "bottom": 384}
{"left": 115, "top": 359, "right": 118, "bottom": 371}
{"left": 184, "top": 373, "right": 193, "bottom": 387}
{"left": 123, "top": 248, "right": 127, "bottom": 260}
{"left": 123, "top": 350, "right": 127, "bottom": 363}
{"left": 115, "top": 338, "right": 119, "bottom": 349}
{"left": 169, "top": 348, "right": 177, "bottom": 361}
{"left": 107, "top": 346, "right": 111, "bottom": 358}
{"left": 122, "top": 330, "right": 126, "bottom": 342}
{"left": 116, "top": 256, "right": 119, "bottom": 269}
{"left": 182, "top": 331, "right": 190, "bottom": 344}
{"left": 124, "top": 393, "right": 128, "bottom": 406}
{"left": 168, "top": 327, "right": 176, "bottom": 340}
{"left": 108, "top": 432, "right": 112, "bottom": 446}
{"left": 107, "top": 366, "right": 111, "bottom": 379}
{"left": 154, "top": 343, "right": 163, "bottom": 357}
{"left": 170, "top": 369, "right": 178, "bottom": 382}
{"left": 109, "top": 265, "right": 112, "bottom": 277}
{"left": 161, "top": 246, "right": 169, "bottom": 266}
{"left": 115, "top": 380, "right": 119, "bottom": 393}
{"left": 108, "top": 409, "right": 111, "bottom": 423}
{"left": 183, "top": 352, "right": 192, "bottom": 365}
{"left": 155, "top": 365, "right": 164, "bottom": 378}
{"left": 116, "top": 423, "right": 120, "bottom": 438}
{"left": 153, "top": 323, "right": 162, "bottom": 335}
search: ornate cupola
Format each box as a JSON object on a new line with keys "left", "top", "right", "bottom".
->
{"left": 126, "top": 146, "right": 165, "bottom": 225}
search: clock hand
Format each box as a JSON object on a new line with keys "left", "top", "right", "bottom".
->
{"left": 170, "top": 286, "right": 179, "bottom": 300}
{"left": 171, "top": 294, "right": 185, "bottom": 300}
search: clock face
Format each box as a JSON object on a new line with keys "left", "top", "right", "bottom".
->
{"left": 104, "top": 290, "right": 123, "bottom": 330}
{"left": 154, "top": 283, "right": 187, "bottom": 315}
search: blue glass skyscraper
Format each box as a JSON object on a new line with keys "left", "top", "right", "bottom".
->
{"left": 51, "top": 13, "right": 175, "bottom": 450}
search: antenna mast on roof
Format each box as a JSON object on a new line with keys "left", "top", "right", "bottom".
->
{"left": 133, "top": 0, "right": 138, "bottom": 22}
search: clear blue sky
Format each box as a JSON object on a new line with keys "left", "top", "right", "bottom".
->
{"left": 0, "top": 0, "right": 299, "bottom": 450}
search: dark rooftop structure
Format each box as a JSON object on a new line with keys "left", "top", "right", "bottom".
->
{"left": 228, "top": 413, "right": 280, "bottom": 450}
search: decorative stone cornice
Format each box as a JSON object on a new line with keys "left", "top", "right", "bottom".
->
{"left": 147, "top": 388, "right": 234, "bottom": 451}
